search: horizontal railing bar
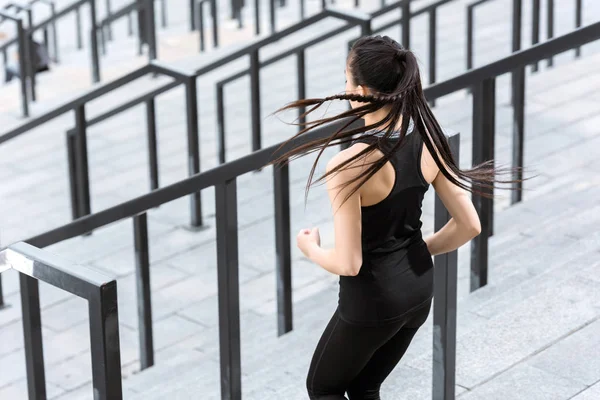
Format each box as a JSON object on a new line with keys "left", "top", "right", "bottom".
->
{"left": 0, "top": 0, "right": 88, "bottom": 51}
{"left": 100, "top": 0, "right": 139, "bottom": 25}
{"left": 0, "top": 64, "right": 153, "bottom": 143}
{"left": 468, "top": 0, "right": 492, "bottom": 10}
{"left": 149, "top": 60, "right": 191, "bottom": 81}
{"left": 217, "top": 23, "right": 354, "bottom": 87}
{"left": 26, "top": 119, "right": 356, "bottom": 248}
{"left": 0, "top": 242, "right": 114, "bottom": 298}
{"left": 67, "top": 80, "right": 180, "bottom": 134}
{"left": 424, "top": 22, "right": 600, "bottom": 100}
{"left": 371, "top": 0, "right": 410, "bottom": 18}
{"left": 411, "top": 0, "right": 455, "bottom": 18}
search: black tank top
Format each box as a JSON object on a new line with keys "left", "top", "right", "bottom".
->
{"left": 337, "top": 129, "right": 435, "bottom": 326}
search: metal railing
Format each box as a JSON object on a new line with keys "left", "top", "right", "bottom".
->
{"left": 97, "top": 0, "right": 157, "bottom": 59}
{"left": 103, "top": 0, "right": 168, "bottom": 42}
{"left": 0, "top": 242, "right": 122, "bottom": 399}
{"left": 0, "top": 0, "right": 101, "bottom": 84}
{"left": 467, "top": 0, "right": 585, "bottom": 71}
{"left": 14, "top": 118, "right": 459, "bottom": 399}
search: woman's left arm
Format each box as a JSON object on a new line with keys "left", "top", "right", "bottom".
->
{"left": 298, "top": 151, "right": 363, "bottom": 276}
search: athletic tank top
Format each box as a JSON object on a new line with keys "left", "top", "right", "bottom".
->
{"left": 337, "top": 128, "right": 435, "bottom": 326}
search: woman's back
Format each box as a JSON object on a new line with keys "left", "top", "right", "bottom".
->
{"left": 337, "top": 130, "right": 439, "bottom": 326}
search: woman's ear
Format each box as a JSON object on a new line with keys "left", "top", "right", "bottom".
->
{"left": 356, "top": 85, "right": 369, "bottom": 97}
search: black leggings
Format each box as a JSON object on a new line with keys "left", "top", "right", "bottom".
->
{"left": 306, "top": 299, "right": 432, "bottom": 400}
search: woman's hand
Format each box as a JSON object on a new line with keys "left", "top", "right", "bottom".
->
{"left": 297, "top": 227, "right": 321, "bottom": 258}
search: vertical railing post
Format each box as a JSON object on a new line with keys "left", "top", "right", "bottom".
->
{"left": 269, "top": 0, "right": 276, "bottom": 34}
{"left": 190, "top": 0, "right": 196, "bottom": 30}
{"left": 133, "top": 213, "right": 154, "bottom": 370}
{"left": 466, "top": 5, "right": 474, "bottom": 70}
{"left": 160, "top": 0, "right": 167, "bottom": 27}
{"left": 74, "top": 105, "right": 92, "bottom": 218}
{"left": 50, "top": 1, "right": 59, "bottom": 62}
{"left": 470, "top": 78, "right": 495, "bottom": 291}
{"left": 16, "top": 19, "right": 29, "bottom": 118}
{"left": 66, "top": 130, "right": 81, "bottom": 219}
{"left": 531, "top": 0, "right": 540, "bottom": 72}
{"left": 198, "top": 0, "right": 206, "bottom": 52}
{"left": 90, "top": 0, "right": 101, "bottom": 82}
{"left": 432, "top": 132, "right": 459, "bottom": 400}
{"left": 250, "top": 49, "right": 261, "bottom": 152}
{"left": 321, "top": 0, "right": 327, "bottom": 10}
{"left": 300, "top": 0, "right": 306, "bottom": 19}
{"left": 274, "top": 163, "right": 292, "bottom": 336}
{"left": 0, "top": 274, "right": 4, "bottom": 309}
{"left": 127, "top": 11, "right": 133, "bottom": 36}
{"left": 575, "top": 0, "right": 582, "bottom": 58}
{"left": 297, "top": 49, "right": 306, "bottom": 132}
{"left": 146, "top": 0, "right": 157, "bottom": 61}
{"left": 76, "top": 5, "right": 83, "bottom": 49}
{"left": 546, "top": 0, "right": 554, "bottom": 67}
{"left": 146, "top": 99, "right": 159, "bottom": 191}
{"left": 210, "top": 0, "right": 219, "bottom": 47}
{"left": 88, "top": 280, "right": 123, "bottom": 400}
{"left": 254, "top": 0, "right": 261, "bottom": 35}
{"left": 137, "top": 0, "right": 146, "bottom": 55}
{"left": 217, "top": 83, "right": 226, "bottom": 164}
{"left": 185, "top": 77, "right": 203, "bottom": 227}
{"left": 428, "top": 8, "right": 437, "bottom": 107}
{"left": 25, "top": 8, "right": 37, "bottom": 103}
{"left": 401, "top": 0, "right": 410, "bottom": 49}
{"left": 20, "top": 274, "right": 47, "bottom": 400}
{"left": 511, "top": 0, "right": 522, "bottom": 105}
{"left": 105, "top": 0, "right": 113, "bottom": 40}
{"left": 511, "top": 68, "right": 525, "bottom": 205}
{"left": 215, "top": 179, "right": 242, "bottom": 400}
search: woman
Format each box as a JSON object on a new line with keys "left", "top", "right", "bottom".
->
{"left": 272, "top": 35, "right": 525, "bottom": 399}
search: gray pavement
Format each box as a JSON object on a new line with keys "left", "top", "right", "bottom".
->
{"left": 0, "top": 0, "right": 600, "bottom": 398}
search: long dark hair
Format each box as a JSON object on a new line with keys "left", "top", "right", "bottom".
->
{"left": 270, "top": 35, "right": 532, "bottom": 204}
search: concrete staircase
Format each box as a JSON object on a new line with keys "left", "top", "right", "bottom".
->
{"left": 116, "top": 182, "right": 600, "bottom": 399}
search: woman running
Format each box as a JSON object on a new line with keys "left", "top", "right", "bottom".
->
{"left": 272, "top": 35, "right": 523, "bottom": 400}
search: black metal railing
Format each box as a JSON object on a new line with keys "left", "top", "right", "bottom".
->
{"left": 103, "top": 0, "right": 168, "bottom": 42}
{"left": 0, "top": 61, "right": 204, "bottom": 230}
{"left": 97, "top": 0, "right": 157, "bottom": 60}
{"left": 16, "top": 118, "right": 459, "bottom": 399}
{"left": 0, "top": 242, "right": 122, "bottom": 399}
{"left": 0, "top": 0, "right": 100, "bottom": 84}
{"left": 467, "top": 0, "right": 585, "bottom": 71}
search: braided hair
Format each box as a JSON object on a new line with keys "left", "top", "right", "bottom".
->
{"left": 271, "top": 35, "right": 528, "bottom": 205}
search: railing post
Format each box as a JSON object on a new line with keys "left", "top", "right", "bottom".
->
{"left": 401, "top": 0, "right": 410, "bottom": 49}
{"left": 89, "top": 0, "right": 101, "bottom": 82}
{"left": 127, "top": 10, "right": 133, "bottom": 35}
{"left": 216, "top": 83, "right": 226, "bottom": 164}
{"left": 0, "top": 274, "right": 4, "bottom": 309}
{"left": 215, "top": 179, "right": 242, "bottom": 400}
{"left": 25, "top": 8, "right": 37, "bottom": 103}
{"left": 160, "top": 0, "right": 167, "bottom": 27}
{"left": 297, "top": 49, "right": 306, "bottom": 132}
{"left": 146, "top": 99, "right": 159, "bottom": 190}
{"left": 428, "top": 8, "right": 437, "bottom": 107}
{"left": 470, "top": 78, "right": 495, "bottom": 291}
{"left": 511, "top": 0, "right": 522, "bottom": 105}
{"left": 575, "top": 0, "right": 582, "bottom": 58}
{"left": 210, "top": 0, "right": 218, "bottom": 47}
{"left": 253, "top": 0, "right": 261, "bottom": 35}
{"left": 66, "top": 130, "right": 81, "bottom": 219}
{"left": 76, "top": 5, "right": 83, "bottom": 49}
{"left": 274, "top": 163, "right": 292, "bottom": 336}
{"left": 466, "top": 5, "right": 474, "bottom": 70}
{"left": 250, "top": 49, "right": 261, "bottom": 152}
{"left": 137, "top": 0, "right": 147, "bottom": 54}
{"left": 20, "top": 274, "right": 47, "bottom": 400}
{"left": 146, "top": 0, "right": 157, "bottom": 61}
{"left": 198, "top": 0, "right": 206, "bottom": 52}
{"left": 531, "top": 0, "right": 540, "bottom": 72}
{"left": 185, "top": 77, "right": 203, "bottom": 227}
{"left": 190, "top": 0, "right": 196, "bottom": 30}
{"left": 432, "top": 132, "right": 459, "bottom": 400}
{"left": 105, "top": 0, "right": 113, "bottom": 40}
{"left": 511, "top": 68, "right": 525, "bottom": 205}
{"left": 321, "top": 0, "right": 326, "bottom": 11}
{"left": 300, "top": 0, "right": 305, "bottom": 19}
{"left": 74, "top": 105, "right": 92, "bottom": 218}
{"left": 269, "top": 0, "right": 276, "bottom": 34}
{"left": 133, "top": 213, "right": 154, "bottom": 370}
{"left": 50, "top": 1, "right": 59, "bottom": 62}
{"left": 88, "top": 280, "right": 123, "bottom": 400}
{"left": 16, "top": 19, "right": 29, "bottom": 118}
{"left": 546, "top": 0, "right": 554, "bottom": 67}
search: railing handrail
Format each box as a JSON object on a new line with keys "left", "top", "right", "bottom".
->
{"left": 19, "top": 20, "right": 600, "bottom": 249}
{"left": 427, "top": 21, "right": 600, "bottom": 100}
{"left": 0, "top": 0, "right": 88, "bottom": 52}
{"left": 0, "top": 242, "right": 114, "bottom": 294}
{"left": 99, "top": 0, "right": 141, "bottom": 27}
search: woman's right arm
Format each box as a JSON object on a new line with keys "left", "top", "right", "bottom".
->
{"left": 424, "top": 169, "right": 482, "bottom": 256}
